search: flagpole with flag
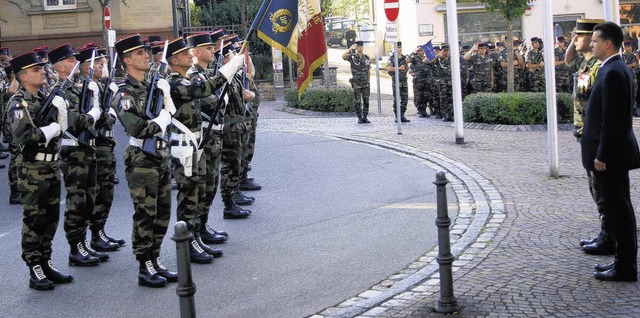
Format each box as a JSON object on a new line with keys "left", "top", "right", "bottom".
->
{"left": 251, "top": 0, "right": 328, "bottom": 99}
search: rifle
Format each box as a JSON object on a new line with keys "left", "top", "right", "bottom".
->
{"left": 78, "top": 49, "right": 97, "bottom": 147}
{"left": 32, "top": 61, "right": 80, "bottom": 127}
{"left": 101, "top": 52, "right": 118, "bottom": 113}
{"left": 142, "top": 40, "right": 169, "bottom": 156}
{"left": 199, "top": 42, "right": 230, "bottom": 150}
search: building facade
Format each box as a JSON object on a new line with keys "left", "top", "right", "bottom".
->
{"left": 0, "top": 0, "right": 190, "bottom": 55}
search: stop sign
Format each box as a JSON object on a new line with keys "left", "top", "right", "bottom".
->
{"left": 104, "top": 6, "right": 111, "bottom": 29}
{"left": 384, "top": 0, "right": 399, "bottom": 22}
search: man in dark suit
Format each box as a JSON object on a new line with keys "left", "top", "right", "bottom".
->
{"left": 582, "top": 21, "right": 640, "bottom": 282}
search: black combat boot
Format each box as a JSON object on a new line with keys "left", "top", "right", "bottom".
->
{"left": 82, "top": 240, "right": 110, "bottom": 262}
{"left": 199, "top": 226, "right": 227, "bottom": 244}
{"left": 194, "top": 233, "right": 224, "bottom": 258}
{"left": 400, "top": 111, "right": 411, "bottom": 122}
{"left": 68, "top": 242, "right": 100, "bottom": 267}
{"left": 200, "top": 223, "right": 228, "bottom": 242}
{"left": 102, "top": 230, "right": 126, "bottom": 246}
{"left": 113, "top": 176, "right": 120, "bottom": 185}
{"left": 138, "top": 258, "right": 168, "bottom": 288}
{"left": 152, "top": 255, "right": 178, "bottom": 283}
{"left": 223, "top": 196, "right": 251, "bottom": 219}
{"left": 28, "top": 263, "right": 55, "bottom": 290}
{"left": 362, "top": 111, "right": 371, "bottom": 123}
{"left": 234, "top": 191, "right": 255, "bottom": 206}
{"left": 357, "top": 112, "right": 364, "bottom": 124}
{"left": 42, "top": 259, "right": 73, "bottom": 284}
{"left": 239, "top": 178, "right": 262, "bottom": 191}
{"left": 189, "top": 239, "right": 214, "bottom": 264}
{"left": 91, "top": 229, "right": 120, "bottom": 252}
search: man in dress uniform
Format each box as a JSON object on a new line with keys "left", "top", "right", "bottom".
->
{"left": 9, "top": 52, "right": 73, "bottom": 290}
{"left": 112, "top": 34, "right": 176, "bottom": 288}
{"left": 342, "top": 40, "right": 371, "bottom": 123}
{"left": 387, "top": 41, "right": 410, "bottom": 122}
{"left": 565, "top": 19, "right": 613, "bottom": 256}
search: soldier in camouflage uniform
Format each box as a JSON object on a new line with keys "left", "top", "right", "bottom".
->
{"left": 431, "top": 45, "right": 454, "bottom": 121}
{"left": 622, "top": 40, "right": 638, "bottom": 100}
{"left": 48, "top": 44, "right": 106, "bottom": 267}
{"left": 217, "top": 42, "right": 254, "bottom": 219}
{"left": 526, "top": 37, "right": 545, "bottom": 92}
{"left": 554, "top": 37, "right": 572, "bottom": 93}
{"left": 8, "top": 52, "right": 73, "bottom": 290}
{"left": 460, "top": 45, "right": 471, "bottom": 99}
{"left": 82, "top": 46, "right": 125, "bottom": 253}
{"left": 112, "top": 34, "right": 176, "bottom": 288}
{"left": 512, "top": 40, "right": 528, "bottom": 92}
{"left": 464, "top": 42, "right": 494, "bottom": 93}
{"left": 342, "top": 41, "right": 371, "bottom": 123}
{"left": 196, "top": 30, "right": 231, "bottom": 243}
{"left": 409, "top": 45, "right": 431, "bottom": 118}
{"left": 239, "top": 54, "right": 263, "bottom": 193}
{"left": 144, "top": 36, "right": 164, "bottom": 82}
{"left": 3, "top": 65, "right": 22, "bottom": 199}
{"left": 387, "top": 41, "right": 410, "bottom": 122}
{"left": 33, "top": 46, "right": 57, "bottom": 93}
{"left": 168, "top": 34, "right": 238, "bottom": 263}
{"left": 565, "top": 19, "right": 613, "bottom": 255}
{"left": 494, "top": 42, "right": 507, "bottom": 92}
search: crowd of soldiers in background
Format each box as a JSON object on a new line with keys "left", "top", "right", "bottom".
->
{"left": 0, "top": 29, "right": 263, "bottom": 290}
{"left": 405, "top": 35, "right": 640, "bottom": 121}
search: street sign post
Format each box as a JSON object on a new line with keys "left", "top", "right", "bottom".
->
{"left": 385, "top": 0, "right": 402, "bottom": 133}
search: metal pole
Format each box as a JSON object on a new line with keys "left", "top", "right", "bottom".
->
{"left": 433, "top": 171, "right": 458, "bottom": 313}
{"left": 445, "top": 0, "right": 464, "bottom": 144}
{"left": 171, "top": 221, "right": 197, "bottom": 318}
{"left": 542, "top": 0, "right": 559, "bottom": 178}
{"left": 171, "top": 0, "right": 179, "bottom": 38}
{"left": 603, "top": 0, "right": 613, "bottom": 22}
{"left": 393, "top": 39, "right": 402, "bottom": 134}
{"left": 374, "top": 22, "right": 382, "bottom": 114}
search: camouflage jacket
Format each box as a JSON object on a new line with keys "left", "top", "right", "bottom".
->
{"left": 95, "top": 81, "right": 117, "bottom": 147}
{"left": 567, "top": 55, "right": 601, "bottom": 137}
{"left": 346, "top": 52, "right": 370, "bottom": 86}
{"left": 468, "top": 53, "right": 494, "bottom": 81}
{"left": 432, "top": 56, "right": 452, "bottom": 80}
{"left": 387, "top": 53, "right": 408, "bottom": 82}
{"left": 554, "top": 48, "right": 571, "bottom": 76}
{"left": 526, "top": 50, "right": 544, "bottom": 74}
{"left": 622, "top": 52, "right": 638, "bottom": 70}
{"left": 410, "top": 53, "right": 432, "bottom": 84}
{"left": 112, "top": 74, "right": 169, "bottom": 166}
{"left": 169, "top": 66, "right": 227, "bottom": 134}
{"left": 56, "top": 76, "right": 95, "bottom": 141}
{"left": 7, "top": 88, "right": 61, "bottom": 160}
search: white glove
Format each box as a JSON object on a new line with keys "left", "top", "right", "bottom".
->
{"left": 219, "top": 54, "right": 245, "bottom": 82}
{"left": 163, "top": 93, "right": 176, "bottom": 115}
{"left": 108, "top": 82, "right": 118, "bottom": 94}
{"left": 88, "top": 81, "right": 100, "bottom": 109}
{"left": 40, "top": 122, "right": 61, "bottom": 145}
{"left": 108, "top": 107, "right": 117, "bottom": 118}
{"left": 52, "top": 96, "right": 68, "bottom": 132}
{"left": 87, "top": 106, "right": 101, "bottom": 124}
{"left": 156, "top": 78, "right": 176, "bottom": 115}
{"left": 151, "top": 109, "right": 171, "bottom": 134}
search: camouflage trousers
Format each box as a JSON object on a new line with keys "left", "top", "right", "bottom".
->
{"left": 18, "top": 159, "right": 61, "bottom": 265}
{"left": 173, "top": 142, "right": 206, "bottom": 233}
{"left": 431, "top": 79, "right": 442, "bottom": 116}
{"left": 528, "top": 71, "right": 545, "bottom": 92}
{"left": 471, "top": 78, "right": 492, "bottom": 93}
{"left": 243, "top": 110, "right": 258, "bottom": 177}
{"left": 351, "top": 83, "right": 370, "bottom": 116}
{"left": 8, "top": 142, "right": 20, "bottom": 197}
{"left": 556, "top": 73, "right": 572, "bottom": 94}
{"left": 587, "top": 170, "right": 611, "bottom": 241}
{"left": 61, "top": 146, "right": 96, "bottom": 245}
{"left": 125, "top": 164, "right": 171, "bottom": 260}
{"left": 89, "top": 145, "right": 116, "bottom": 232}
{"left": 391, "top": 79, "right": 408, "bottom": 114}
{"left": 413, "top": 80, "right": 430, "bottom": 111}
{"left": 438, "top": 79, "right": 454, "bottom": 115}
{"left": 198, "top": 132, "right": 222, "bottom": 227}
{"left": 495, "top": 73, "right": 507, "bottom": 93}
{"left": 220, "top": 123, "right": 247, "bottom": 201}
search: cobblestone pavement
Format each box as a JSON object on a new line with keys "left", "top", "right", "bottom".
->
{"left": 258, "top": 99, "right": 640, "bottom": 318}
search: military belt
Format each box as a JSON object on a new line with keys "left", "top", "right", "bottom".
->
{"left": 129, "top": 137, "right": 168, "bottom": 150}
{"left": 61, "top": 137, "right": 94, "bottom": 147}
{"left": 202, "top": 121, "right": 223, "bottom": 131}
{"left": 101, "top": 130, "right": 114, "bottom": 138}
{"left": 170, "top": 131, "right": 201, "bottom": 147}
{"left": 34, "top": 152, "right": 59, "bottom": 162}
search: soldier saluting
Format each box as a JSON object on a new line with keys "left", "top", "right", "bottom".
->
{"left": 342, "top": 40, "right": 371, "bottom": 123}
{"left": 8, "top": 52, "right": 73, "bottom": 290}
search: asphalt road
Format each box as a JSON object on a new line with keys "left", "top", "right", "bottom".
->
{"left": 0, "top": 126, "right": 454, "bottom": 317}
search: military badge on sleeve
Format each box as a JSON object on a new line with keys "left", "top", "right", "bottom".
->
{"left": 120, "top": 99, "right": 132, "bottom": 111}
{"left": 11, "top": 102, "right": 25, "bottom": 121}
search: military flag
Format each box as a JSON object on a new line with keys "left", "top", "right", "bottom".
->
{"left": 422, "top": 40, "right": 436, "bottom": 61}
{"left": 253, "top": 0, "right": 328, "bottom": 99}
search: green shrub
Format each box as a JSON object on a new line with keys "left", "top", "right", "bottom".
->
{"left": 285, "top": 87, "right": 355, "bottom": 112}
{"left": 463, "top": 92, "right": 573, "bottom": 125}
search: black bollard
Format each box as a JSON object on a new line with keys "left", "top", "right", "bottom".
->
{"left": 171, "top": 221, "right": 197, "bottom": 318}
{"left": 433, "top": 171, "right": 458, "bottom": 313}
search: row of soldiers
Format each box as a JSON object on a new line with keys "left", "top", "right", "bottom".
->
{"left": 0, "top": 29, "right": 262, "bottom": 290}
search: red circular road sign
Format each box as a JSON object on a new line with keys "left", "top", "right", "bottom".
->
{"left": 104, "top": 6, "right": 111, "bottom": 29}
{"left": 384, "top": 0, "right": 399, "bottom": 22}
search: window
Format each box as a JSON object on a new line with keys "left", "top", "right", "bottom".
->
{"left": 620, "top": 3, "right": 640, "bottom": 52}
{"left": 44, "top": 0, "right": 77, "bottom": 11}
{"left": 444, "top": 11, "right": 522, "bottom": 46}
